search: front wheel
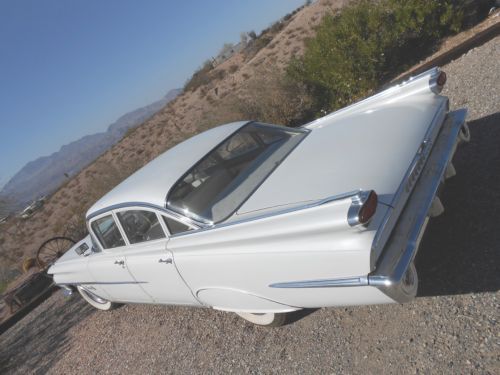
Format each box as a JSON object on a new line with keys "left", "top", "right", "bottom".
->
{"left": 235, "top": 312, "right": 288, "bottom": 327}
{"left": 77, "top": 286, "right": 118, "bottom": 311}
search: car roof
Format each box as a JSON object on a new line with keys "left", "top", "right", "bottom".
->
{"left": 86, "top": 121, "right": 248, "bottom": 220}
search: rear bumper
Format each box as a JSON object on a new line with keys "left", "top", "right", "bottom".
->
{"left": 368, "top": 108, "right": 469, "bottom": 302}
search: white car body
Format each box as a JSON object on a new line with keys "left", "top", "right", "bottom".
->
{"left": 49, "top": 68, "right": 470, "bottom": 325}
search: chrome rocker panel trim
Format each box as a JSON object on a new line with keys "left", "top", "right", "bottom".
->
{"left": 270, "top": 109, "right": 468, "bottom": 304}
{"left": 270, "top": 276, "right": 369, "bottom": 289}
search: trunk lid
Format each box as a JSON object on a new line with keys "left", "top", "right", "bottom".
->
{"left": 237, "top": 90, "right": 448, "bottom": 215}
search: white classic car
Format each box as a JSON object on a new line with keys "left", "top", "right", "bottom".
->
{"left": 49, "top": 68, "right": 469, "bottom": 326}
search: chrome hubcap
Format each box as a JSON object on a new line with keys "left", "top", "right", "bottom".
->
{"left": 80, "top": 287, "right": 108, "bottom": 304}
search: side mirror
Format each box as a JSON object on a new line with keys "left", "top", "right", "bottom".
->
{"left": 75, "top": 242, "right": 89, "bottom": 256}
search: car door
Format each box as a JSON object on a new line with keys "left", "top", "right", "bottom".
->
{"left": 87, "top": 212, "right": 153, "bottom": 303}
{"left": 115, "top": 207, "right": 201, "bottom": 306}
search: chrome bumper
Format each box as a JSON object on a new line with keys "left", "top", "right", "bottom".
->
{"left": 368, "top": 108, "right": 469, "bottom": 302}
{"left": 58, "top": 284, "right": 74, "bottom": 296}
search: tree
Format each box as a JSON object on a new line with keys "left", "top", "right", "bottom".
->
{"left": 218, "top": 43, "right": 234, "bottom": 58}
{"left": 240, "top": 32, "right": 249, "bottom": 45}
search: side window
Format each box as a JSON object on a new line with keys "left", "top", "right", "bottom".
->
{"left": 91, "top": 215, "right": 125, "bottom": 249}
{"left": 163, "top": 216, "right": 192, "bottom": 235}
{"left": 117, "top": 210, "right": 165, "bottom": 244}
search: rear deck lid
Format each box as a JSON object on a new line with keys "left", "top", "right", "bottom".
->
{"left": 237, "top": 95, "right": 448, "bottom": 215}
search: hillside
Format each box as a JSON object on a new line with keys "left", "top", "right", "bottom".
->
{"left": 0, "top": 0, "right": 343, "bottom": 272}
{"left": 1, "top": 88, "right": 181, "bottom": 208}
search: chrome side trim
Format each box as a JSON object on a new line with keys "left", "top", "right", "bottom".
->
{"left": 171, "top": 190, "right": 362, "bottom": 238}
{"left": 406, "top": 66, "right": 440, "bottom": 83}
{"left": 317, "top": 190, "right": 362, "bottom": 205}
{"left": 60, "top": 281, "right": 148, "bottom": 285}
{"left": 87, "top": 190, "right": 363, "bottom": 240}
{"left": 270, "top": 277, "right": 368, "bottom": 289}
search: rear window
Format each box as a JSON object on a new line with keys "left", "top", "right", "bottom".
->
{"left": 166, "top": 122, "right": 308, "bottom": 224}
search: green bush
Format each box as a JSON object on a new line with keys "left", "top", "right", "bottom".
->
{"left": 0, "top": 280, "right": 7, "bottom": 294}
{"left": 288, "top": 0, "right": 466, "bottom": 114}
{"left": 199, "top": 67, "right": 313, "bottom": 130}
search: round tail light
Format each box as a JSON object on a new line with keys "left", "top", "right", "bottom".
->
{"left": 358, "top": 190, "right": 378, "bottom": 224}
{"left": 436, "top": 71, "right": 447, "bottom": 87}
{"left": 347, "top": 190, "right": 378, "bottom": 227}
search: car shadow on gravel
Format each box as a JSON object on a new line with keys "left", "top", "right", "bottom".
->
{"left": 416, "top": 112, "right": 500, "bottom": 298}
{"left": 0, "top": 293, "right": 94, "bottom": 374}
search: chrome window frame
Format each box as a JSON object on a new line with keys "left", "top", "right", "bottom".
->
{"left": 113, "top": 206, "right": 168, "bottom": 247}
{"left": 88, "top": 211, "right": 128, "bottom": 252}
{"left": 87, "top": 202, "right": 201, "bottom": 241}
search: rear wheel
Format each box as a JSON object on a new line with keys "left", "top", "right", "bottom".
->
{"left": 77, "top": 286, "right": 117, "bottom": 311}
{"left": 235, "top": 312, "right": 287, "bottom": 327}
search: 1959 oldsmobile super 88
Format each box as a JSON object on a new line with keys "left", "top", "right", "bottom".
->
{"left": 49, "top": 68, "right": 470, "bottom": 326}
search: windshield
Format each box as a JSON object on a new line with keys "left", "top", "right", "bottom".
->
{"left": 166, "top": 122, "right": 308, "bottom": 224}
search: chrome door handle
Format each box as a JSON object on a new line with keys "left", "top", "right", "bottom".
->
{"left": 158, "top": 258, "right": 172, "bottom": 264}
{"left": 114, "top": 260, "right": 125, "bottom": 266}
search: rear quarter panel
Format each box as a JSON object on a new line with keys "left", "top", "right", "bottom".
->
{"left": 170, "top": 198, "right": 393, "bottom": 310}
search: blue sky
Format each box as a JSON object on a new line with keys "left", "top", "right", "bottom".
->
{"left": 0, "top": 0, "right": 305, "bottom": 188}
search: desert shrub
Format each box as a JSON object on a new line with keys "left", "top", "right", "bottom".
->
{"left": 212, "top": 69, "right": 226, "bottom": 81}
{"left": 123, "top": 126, "right": 136, "bottom": 139}
{"left": 199, "top": 67, "right": 313, "bottom": 130}
{"left": 242, "top": 9, "right": 300, "bottom": 62}
{"left": 184, "top": 61, "right": 229, "bottom": 92}
{"left": 228, "top": 64, "right": 239, "bottom": 73}
{"left": 242, "top": 34, "right": 274, "bottom": 61}
{"left": 0, "top": 280, "right": 7, "bottom": 294}
{"left": 184, "top": 60, "right": 215, "bottom": 92}
{"left": 288, "top": 0, "right": 467, "bottom": 114}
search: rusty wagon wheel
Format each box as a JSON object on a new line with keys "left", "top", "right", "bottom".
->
{"left": 36, "top": 237, "right": 76, "bottom": 269}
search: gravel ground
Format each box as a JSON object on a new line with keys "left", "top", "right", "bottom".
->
{"left": 1, "top": 36, "right": 499, "bottom": 375}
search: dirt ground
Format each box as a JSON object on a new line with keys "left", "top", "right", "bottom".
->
{"left": 0, "top": 32, "right": 498, "bottom": 375}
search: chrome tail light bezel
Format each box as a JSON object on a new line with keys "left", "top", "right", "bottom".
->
{"left": 347, "top": 190, "right": 378, "bottom": 227}
{"left": 430, "top": 70, "right": 447, "bottom": 94}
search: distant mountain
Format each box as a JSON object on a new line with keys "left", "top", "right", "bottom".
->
{"left": 1, "top": 88, "right": 182, "bottom": 209}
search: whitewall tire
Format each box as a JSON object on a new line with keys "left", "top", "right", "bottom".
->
{"left": 235, "top": 312, "right": 287, "bottom": 326}
{"left": 77, "top": 286, "right": 117, "bottom": 311}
